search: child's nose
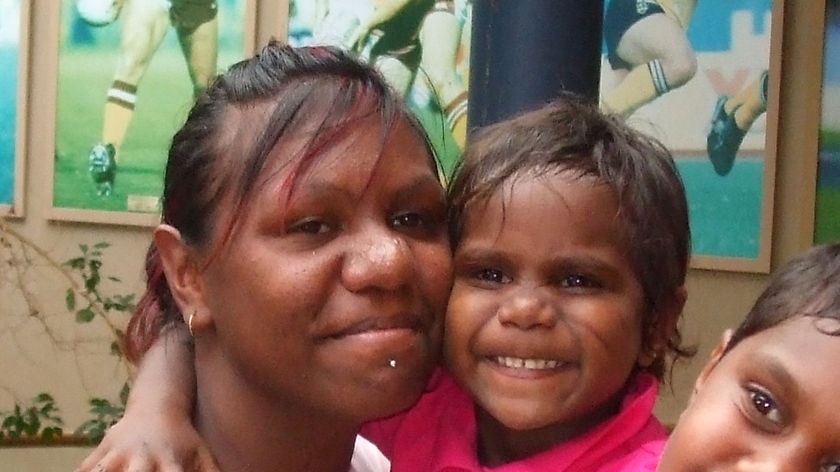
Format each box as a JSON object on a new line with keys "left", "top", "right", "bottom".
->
{"left": 496, "top": 289, "right": 558, "bottom": 330}
{"left": 341, "top": 228, "right": 413, "bottom": 293}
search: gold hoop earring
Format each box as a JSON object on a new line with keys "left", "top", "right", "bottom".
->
{"left": 188, "top": 311, "right": 196, "bottom": 337}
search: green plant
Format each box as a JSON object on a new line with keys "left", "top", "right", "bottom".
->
{"left": 0, "top": 393, "right": 63, "bottom": 444}
{"left": 64, "top": 242, "right": 136, "bottom": 359}
{"left": 75, "top": 382, "right": 130, "bottom": 444}
{"left": 0, "top": 220, "right": 136, "bottom": 445}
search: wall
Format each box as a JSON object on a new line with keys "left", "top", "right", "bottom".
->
{"left": 0, "top": 0, "right": 825, "bottom": 469}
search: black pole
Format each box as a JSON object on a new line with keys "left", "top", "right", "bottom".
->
{"left": 467, "top": 0, "right": 604, "bottom": 130}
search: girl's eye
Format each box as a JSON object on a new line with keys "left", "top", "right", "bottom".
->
{"left": 289, "top": 219, "right": 330, "bottom": 235}
{"left": 747, "top": 388, "right": 783, "bottom": 424}
{"left": 475, "top": 268, "right": 510, "bottom": 284}
{"left": 559, "top": 274, "right": 600, "bottom": 289}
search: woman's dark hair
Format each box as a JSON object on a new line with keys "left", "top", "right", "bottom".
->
{"left": 447, "top": 94, "right": 694, "bottom": 381}
{"left": 125, "top": 40, "right": 439, "bottom": 362}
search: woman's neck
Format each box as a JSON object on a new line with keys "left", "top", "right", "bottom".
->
{"left": 194, "top": 353, "right": 360, "bottom": 471}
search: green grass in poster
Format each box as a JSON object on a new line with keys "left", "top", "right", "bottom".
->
{"left": 54, "top": 47, "right": 196, "bottom": 212}
{"left": 815, "top": 186, "right": 840, "bottom": 243}
{"left": 59, "top": 54, "right": 190, "bottom": 210}
{"left": 816, "top": 128, "right": 840, "bottom": 243}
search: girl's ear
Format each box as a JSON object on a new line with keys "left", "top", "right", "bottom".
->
{"left": 690, "top": 329, "right": 733, "bottom": 403}
{"left": 637, "top": 286, "right": 687, "bottom": 368}
{"left": 153, "top": 224, "right": 212, "bottom": 334}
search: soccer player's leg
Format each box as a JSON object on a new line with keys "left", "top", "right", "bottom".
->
{"left": 374, "top": 55, "right": 415, "bottom": 97}
{"left": 173, "top": 3, "right": 219, "bottom": 97}
{"left": 707, "top": 70, "right": 769, "bottom": 176}
{"left": 657, "top": 0, "right": 698, "bottom": 30}
{"left": 89, "top": 0, "right": 169, "bottom": 194}
{"left": 601, "top": 9, "right": 696, "bottom": 117}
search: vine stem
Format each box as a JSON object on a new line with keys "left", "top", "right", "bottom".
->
{"left": 0, "top": 218, "right": 131, "bottom": 379}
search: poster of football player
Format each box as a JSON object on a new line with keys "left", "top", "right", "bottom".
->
{"left": 287, "top": 0, "right": 472, "bottom": 179}
{"left": 48, "top": 0, "right": 254, "bottom": 225}
{"left": 0, "top": 0, "right": 28, "bottom": 217}
{"left": 600, "top": 0, "right": 782, "bottom": 272}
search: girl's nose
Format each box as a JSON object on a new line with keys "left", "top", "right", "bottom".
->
{"left": 341, "top": 228, "right": 413, "bottom": 293}
{"left": 496, "top": 289, "right": 558, "bottom": 330}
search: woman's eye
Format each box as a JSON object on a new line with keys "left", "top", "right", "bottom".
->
{"left": 392, "top": 212, "right": 425, "bottom": 228}
{"left": 475, "top": 268, "right": 510, "bottom": 284}
{"left": 290, "top": 219, "right": 330, "bottom": 235}
{"left": 748, "top": 388, "right": 783, "bottom": 424}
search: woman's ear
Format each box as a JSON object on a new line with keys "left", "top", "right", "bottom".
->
{"left": 637, "top": 286, "right": 687, "bottom": 368}
{"left": 690, "top": 329, "right": 733, "bottom": 402}
{"left": 153, "top": 224, "right": 211, "bottom": 333}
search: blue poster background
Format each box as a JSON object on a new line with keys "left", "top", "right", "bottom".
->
{"left": 0, "top": 0, "right": 21, "bottom": 206}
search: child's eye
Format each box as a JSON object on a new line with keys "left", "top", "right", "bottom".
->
{"left": 559, "top": 274, "right": 601, "bottom": 289}
{"left": 821, "top": 462, "right": 840, "bottom": 472}
{"left": 747, "top": 387, "right": 783, "bottom": 424}
{"left": 475, "top": 268, "right": 510, "bottom": 284}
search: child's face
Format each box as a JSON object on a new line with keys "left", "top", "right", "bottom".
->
{"left": 658, "top": 317, "right": 840, "bottom": 471}
{"left": 445, "top": 171, "right": 648, "bottom": 450}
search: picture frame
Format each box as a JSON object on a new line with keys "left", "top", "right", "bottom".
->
{"left": 600, "top": 0, "right": 784, "bottom": 273}
{"left": 45, "top": 0, "right": 257, "bottom": 226}
{"left": 282, "top": 0, "right": 471, "bottom": 178}
{"left": 815, "top": 0, "right": 840, "bottom": 244}
{"left": 0, "top": 0, "right": 30, "bottom": 218}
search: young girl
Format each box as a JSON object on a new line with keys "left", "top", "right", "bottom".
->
{"left": 89, "top": 40, "right": 453, "bottom": 472}
{"left": 659, "top": 243, "right": 840, "bottom": 471}
{"left": 77, "top": 95, "right": 693, "bottom": 471}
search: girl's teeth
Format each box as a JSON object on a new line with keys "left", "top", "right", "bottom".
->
{"left": 495, "top": 356, "right": 560, "bottom": 370}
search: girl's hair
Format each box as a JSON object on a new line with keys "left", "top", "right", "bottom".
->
{"left": 125, "top": 40, "right": 438, "bottom": 363}
{"left": 725, "top": 243, "right": 840, "bottom": 353}
{"left": 447, "top": 94, "right": 693, "bottom": 381}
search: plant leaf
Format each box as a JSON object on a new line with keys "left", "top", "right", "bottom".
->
{"left": 76, "top": 308, "right": 95, "bottom": 323}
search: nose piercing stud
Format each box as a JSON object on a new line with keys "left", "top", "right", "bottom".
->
{"left": 388, "top": 359, "right": 397, "bottom": 368}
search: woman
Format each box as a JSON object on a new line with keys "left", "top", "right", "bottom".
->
{"left": 92, "top": 40, "right": 452, "bottom": 471}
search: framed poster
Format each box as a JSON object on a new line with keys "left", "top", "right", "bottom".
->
{"left": 600, "top": 0, "right": 783, "bottom": 272}
{"left": 285, "top": 0, "right": 472, "bottom": 178}
{"left": 0, "top": 0, "right": 29, "bottom": 217}
{"left": 816, "top": 0, "right": 840, "bottom": 244}
{"left": 47, "top": 0, "right": 256, "bottom": 226}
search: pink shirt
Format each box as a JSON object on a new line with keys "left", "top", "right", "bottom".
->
{"left": 362, "top": 370, "right": 666, "bottom": 471}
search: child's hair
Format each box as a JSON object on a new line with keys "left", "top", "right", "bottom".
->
{"left": 725, "top": 243, "right": 840, "bottom": 352}
{"left": 447, "top": 93, "right": 693, "bottom": 380}
{"left": 125, "top": 40, "right": 439, "bottom": 363}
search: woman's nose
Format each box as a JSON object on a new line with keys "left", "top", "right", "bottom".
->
{"left": 496, "top": 289, "right": 558, "bottom": 330}
{"left": 341, "top": 228, "right": 413, "bottom": 293}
